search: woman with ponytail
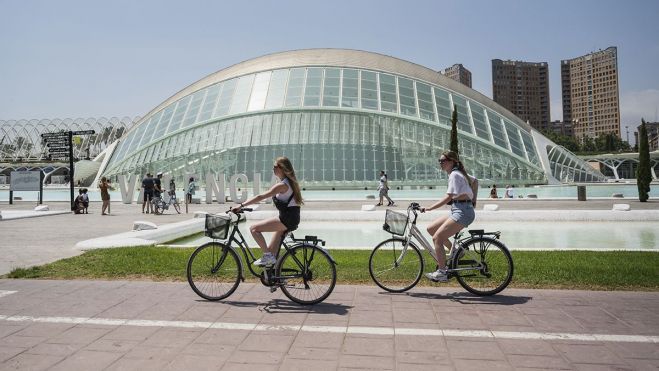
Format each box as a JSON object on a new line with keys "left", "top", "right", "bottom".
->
{"left": 420, "top": 151, "right": 478, "bottom": 282}
{"left": 232, "top": 157, "right": 303, "bottom": 267}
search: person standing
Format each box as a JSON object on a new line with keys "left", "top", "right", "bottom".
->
{"left": 98, "top": 177, "right": 112, "bottom": 215}
{"left": 490, "top": 184, "right": 499, "bottom": 199}
{"left": 142, "top": 173, "right": 154, "bottom": 213}
{"left": 231, "top": 157, "right": 303, "bottom": 266}
{"left": 186, "top": 177, "right": 196, "bottom": 204}
{"left": 376, "top": 170, "right": 394, "bottom": 206}
{"left": 505, "top": 185, "right": 515, "bottom": 198}
{"left": 421, "top": 151, "right": 477, "bottom": 282}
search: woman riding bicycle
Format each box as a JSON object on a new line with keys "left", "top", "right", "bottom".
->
{"left": 231, "top": 156, "right": 303, "bottom": 267}
{"left": 421, "top": 151, "right": 478, "bottom": 282}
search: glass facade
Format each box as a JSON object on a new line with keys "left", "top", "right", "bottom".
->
{"left": 101, "top": 52, "right": 606, "bottom": 187}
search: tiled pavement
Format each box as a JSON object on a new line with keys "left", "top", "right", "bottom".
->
{"left": 0, "top": 279, "right": 657, "bottom": 370}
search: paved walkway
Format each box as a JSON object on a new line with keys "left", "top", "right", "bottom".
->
{"left": 0, "top": 280, "right": 657, "bottom": 370}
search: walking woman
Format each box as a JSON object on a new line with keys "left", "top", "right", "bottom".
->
{"left": 231, "top": 157, "right": 303, "bottom": 266}
{"left": 98, "top": 176, "right": 112, "bottom": 215}
{"left": 421, "top": 151, "right": 478, "bottom": 282}
{"left": 376, "top": 170, "right": 394, "bottom": 206}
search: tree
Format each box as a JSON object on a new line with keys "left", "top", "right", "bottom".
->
{"left": 637, "top": 119, "right": 652, "bottom": 202}
{"left": 450, "top": 104, "right": 459, "bottom": 154}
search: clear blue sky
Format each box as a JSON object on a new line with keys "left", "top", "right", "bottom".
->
{"left": 1, "top": 0, "right": 658, "bottom": 137}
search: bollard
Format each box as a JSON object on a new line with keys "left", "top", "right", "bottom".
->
{"left": 577, "top": 185, "right": 587, "bottom": 201}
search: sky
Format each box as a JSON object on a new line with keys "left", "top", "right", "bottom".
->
{"left": 1, "top": 0, "right": 658, "bottom": 142}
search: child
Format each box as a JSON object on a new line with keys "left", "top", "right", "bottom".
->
{"left": 81, "top": 188, "right": 89, "bottom": 214}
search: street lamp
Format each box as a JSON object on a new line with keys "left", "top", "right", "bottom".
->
{"left": 625, "top": 126, "right": 629, "bottom": 144}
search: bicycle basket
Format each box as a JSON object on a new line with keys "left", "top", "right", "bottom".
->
{"left": 205, "top": 214, "right": 231, "bottom": 239}
{"left": 383, "top": 209, "right": 408, "bottom": 236}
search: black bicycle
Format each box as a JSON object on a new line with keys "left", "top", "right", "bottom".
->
{"left": 186, "top": 207, "right": 337, "bottom": 305}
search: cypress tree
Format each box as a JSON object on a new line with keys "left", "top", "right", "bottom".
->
{"left": 637, "top": 119, "right": 652, "bottom": 202}
{"left": 450, "top": 104, "right": 459, "bottom": 154}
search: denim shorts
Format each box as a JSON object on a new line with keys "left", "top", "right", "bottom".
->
{"left": 449, "top": 202, "right": 475, "bottom": 227}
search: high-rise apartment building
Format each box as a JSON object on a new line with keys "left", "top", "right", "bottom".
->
{"left": 442, "top": 64, "right": 472, "bottom": 88}
{"left": 491, "top": 60, "right": 551, "bottom": 132}
{"left": 561, "top": 47, "right": 620, "bottom": 140}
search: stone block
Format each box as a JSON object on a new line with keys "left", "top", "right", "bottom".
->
{"left": 34, "top": 205, "right": 49, "bottom": 211}
{"left": 361, "top": 204, "right": 376, "bottom": 211}
{"left": 483, "top": 204, "right": 499, "bottom": 211}
{"left": 133, "top": 221, "right": 157, "bottom": 231}
{"left": 612, "top": 204, "right": 631, "bottom": 211}
{"left": 526, "top": 194, "right": 538, "bottom": 198}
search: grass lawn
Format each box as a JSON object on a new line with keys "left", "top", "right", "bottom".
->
{"left": 5, "top": 247, "right": 658, "bottom": 291}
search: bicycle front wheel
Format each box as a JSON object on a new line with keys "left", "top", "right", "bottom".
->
{"left": 452, "top": 237, "right": 513, "bottom": 296}
{"left": 277, "top": 244, "right": 336, "bottom": 305}
{"left": 369, "top": 238, "right": 423, "bottom": 293}
{"left": 187, "top": 242, "right": 241, "bottom": 301}
{"left": 153, "top": 200, "right": 164, "bottom": 215}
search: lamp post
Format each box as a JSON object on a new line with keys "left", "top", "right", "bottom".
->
{"left": 625, "top": 125, "right": 629, "bottom": 144}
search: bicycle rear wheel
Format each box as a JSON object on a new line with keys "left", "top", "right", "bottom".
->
{"left": 452, "top": 237, "right": 513, "bottom": 296}
{"left": 187, "top": 242, "right": 241, "bottom": 301}
{"left": 277, "top": 244, "right": 336, "bottom": 305}
{"left": 369, "top": 238, "right": 423, "bottom": 293}
{"left": 153, "top": 199, "right": 164, "bottom": 215}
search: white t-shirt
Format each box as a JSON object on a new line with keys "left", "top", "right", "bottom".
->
{"left": 446, "top": 170, "right": 475, "bottom": 200}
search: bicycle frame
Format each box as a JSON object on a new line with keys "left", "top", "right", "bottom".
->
{"left": 218, "top": 212, "right": 327, "bottom": 283}
{"left": 398, "top": 206, "right": 467, "bottom": 271}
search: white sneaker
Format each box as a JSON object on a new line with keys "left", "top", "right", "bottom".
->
{"left": 253, "top": 253, "right": 276, "bottom": 267}
{"left": 425, "top": 269, "right": 448, "bottom": 282}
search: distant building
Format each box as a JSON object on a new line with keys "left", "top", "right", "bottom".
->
{"left": 442, "top": 64, "right": 472, "bottom": 88}
{"left": 634, "top": 121, "right": 659, "bottom": 151}
{"left": 561, "top": 47, "right": 620, "bottom": 141}
{"left": 549, "top": 120, "right": 574, "bottom": 137}
{"left": 492, "top": 59, "right": 550, "bottom": 132}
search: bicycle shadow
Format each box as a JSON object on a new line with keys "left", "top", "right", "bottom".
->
{"left": 214, "top": 298, "right": 352, "bottom": 315}
{"left": 402, "top": 291, "right": 532, "bottom": 306}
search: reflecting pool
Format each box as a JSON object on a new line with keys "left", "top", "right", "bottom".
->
{"left": 2, "top": 183, "right": 657, "bottom": 202}
{"left": 171, "top": 220, "right": 659, "bottom": 251}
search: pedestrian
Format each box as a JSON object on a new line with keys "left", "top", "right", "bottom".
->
{"left": 490, "top": 184, "right": 499, "bottom": 199}
{"left": 186, "top": 177, "right": 196, "bottom": 204}
{"left": 98, "top": 177, "right": 112, "bottom": 215}
{"left": 81, "top": 188, "right": 89, "bottom": 213}
{"left": 376, "top": 170, "right": 394, "bottom": 206}
{"left": 154, "top": 172, "right": 163, "bottom": 200}
{"left": 231, "top": 157, "right": 303, "bottom": 267}
{"left": 421, "top": 151, "right": 478, "bottom": 282}
{"left": 505, "top": 185, "right": 515, "bottom": 198}
{"left": 142, "top": 173, "right": 155, "bottom": 213}
{"left": 73, "top": 189, "right": 85, "bottom": 214}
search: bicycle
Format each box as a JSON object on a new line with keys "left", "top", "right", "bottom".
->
{"left": 152, "top": 191, "right": 181, "bottom": 215}
{"left": 368, "top": 202, "right": 513, "bottom": 296}
{"left": 186, "top": 207, "right": 337, "bottom": 305}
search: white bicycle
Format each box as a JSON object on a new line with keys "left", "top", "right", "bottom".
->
{"left": 368, "top": 202, "right": 514, "bottom": 296}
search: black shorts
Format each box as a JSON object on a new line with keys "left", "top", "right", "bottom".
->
{"left": 144, "top": 190, "right": 154, "bottom": 201}
{"left": 278, "top": 206, "right": 300, "bottom": 231}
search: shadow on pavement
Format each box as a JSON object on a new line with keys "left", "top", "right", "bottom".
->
{"left": 204, "top": 298, "right": 352, "bottom": 315}
{"left": 404, "top": 291, "right": 532, "bottom": 305}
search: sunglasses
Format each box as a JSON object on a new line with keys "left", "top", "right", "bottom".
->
{"left": 273, "top": 165, "right": 280, "bottom": 170}
{"left": 438, "top": 158, "right": 449, "bottom": 164}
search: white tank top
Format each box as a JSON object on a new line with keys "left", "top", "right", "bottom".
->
{"left": 275, "top": 178, "right": 298, "bottom": 207}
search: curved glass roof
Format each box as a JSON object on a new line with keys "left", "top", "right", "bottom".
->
{"left": 102, "top": 49, "right": 606, "bottom": 185}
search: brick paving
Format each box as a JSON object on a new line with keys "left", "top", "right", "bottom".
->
{"left": 0, "top": 280, "right": 657, "bottom": 370}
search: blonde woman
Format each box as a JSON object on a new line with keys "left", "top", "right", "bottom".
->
{"left": 421, "top": 151, "right": 478, "bottom": 282}
{"left": 232, "top": 157, "right": 303, "bottom": 266}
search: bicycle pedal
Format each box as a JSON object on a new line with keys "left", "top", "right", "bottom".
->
{"left": 269, "top": 287, "right": 278, "bottom": 293}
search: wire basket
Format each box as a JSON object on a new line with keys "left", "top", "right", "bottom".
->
{"left": 205, "top": 214, "right": 231, "bottom": 240}
{"left": 383, "top": 209, "right": 408, "bottom": 236}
